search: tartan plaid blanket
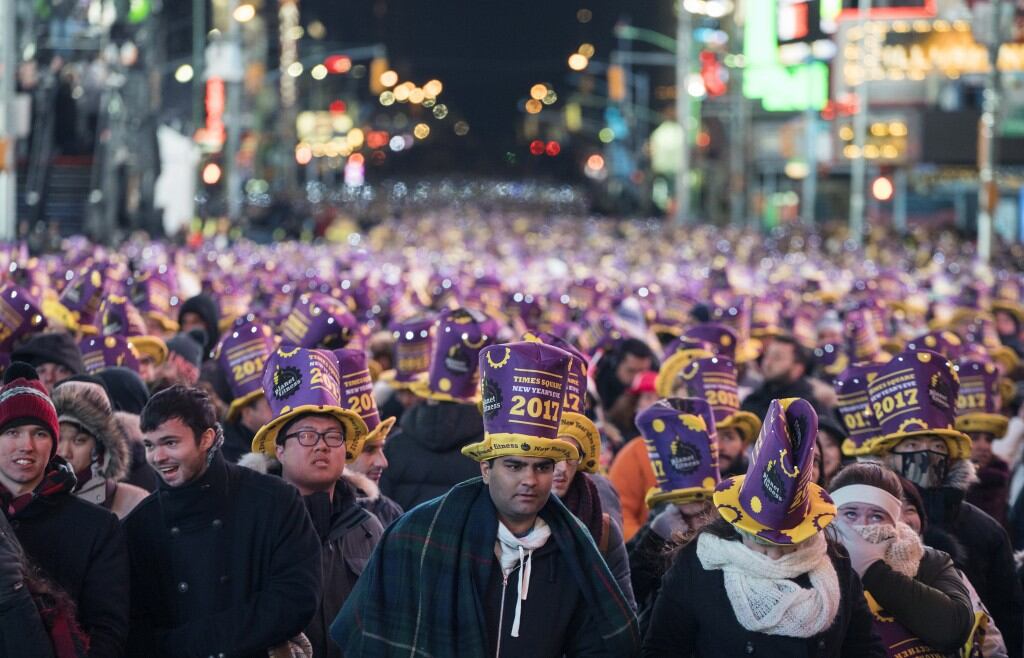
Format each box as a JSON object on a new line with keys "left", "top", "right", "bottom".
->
{"left": 330, "top": 477, "right": 640, "bottom": 657}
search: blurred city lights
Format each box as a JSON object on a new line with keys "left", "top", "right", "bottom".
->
{"left": 287, "top": 62, "right": 304, "bottom": 77}
{"left": 325, "top": 55, "right": 352, "bottom": 74}
{"left": 295, "top": 144, "right": 313, "bottom": 165}
{"left": 311, "top": 64, "right": 328, "bottom": 80}
{"left": 542, "top": 90, "right": 557, "bottom": 105}
{"left": 872, "top": 176, "right": 894, "bottom": 201}
{"left": 347, "top": 128, "right": 365, "bottom": 148}
{"left": 174, "top": 64, "right": 194, "bottom": 83}
{"left": 586, "top": 154, "right": 605, "bottom": 171}
{"left": 233, "top": 3, "right": 256, "bottom": 22}
{"left": 568, "top": 53, "right": 588, "bottom": 71}
{"left": 545, "top": 141, "right": 560, "bottom": 156}
{"left": 413, "top": 123, "right": 430, "bottom": 139}
{"left": 525, "top": 99, "right": 542, "bottom": 114}
{"left": 380, "top": 70, "right": 399, "bottom": 88}
{"left": 529, "top": 84, "right": 548, "bottom": 101}
{"left": 409, "top": 88, "right": 426, "bottom": 104}
{"left": 432, "top": 104, "right": 449, "bottom": 119}
{"left": 379, "top": 91, "right": 396, "bottom": 106}
{"left": 598, "top": 128, "right": 614, "bottom": 143}
{"left": 578, "top": 43, "right": 595, "bottom": 58}
{"left": 202, "top": 163, "right": 222, "bottom": 185}
{"left": 453, "top": 121, "right": 470, "bottom": 136}
{"left": 577, "top": 8, "right": 592, "bottom": 23}
{"left": 389, "top": 135, "right": 405, "bottom": 152}
{"left": 424, "top": 80, "right": 443, "bottom": 97}
{"left": 529, "top": 140, "right": 545, "bottom": 156}
{"left": 394, "top": 85, "right": 411, "bottom": 102}
{"left": 307, "top": 20, "right": 326, "bottom": 39}
{"left": 329, "top": 100, "right": 346, "bottom": 114}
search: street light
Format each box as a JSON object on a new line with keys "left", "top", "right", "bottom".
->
{"left": 174, "top": 64, "right": 194, "bottom": 83}
{"left": 233, "top": 3, "right": 256, "bottom": 23}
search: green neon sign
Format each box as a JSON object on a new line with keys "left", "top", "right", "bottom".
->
{"left": 743, "top": 0, "right": 829, "bottom": 111}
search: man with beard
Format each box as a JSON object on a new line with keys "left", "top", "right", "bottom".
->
{"left": 740, "top": 334, "right": 819, "bottom": 420}
{"left": 332, "top": 342, "right": 639, "bottom": 657}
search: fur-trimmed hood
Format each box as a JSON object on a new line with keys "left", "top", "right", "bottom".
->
{"left": 51, "top": 381, "right": 131, "bottom": 481}
{"left": 236, "top": 451, "right": 382, "bottom": 503}
{"left": 944, "top": 458, "right": 978, "bottom": 492}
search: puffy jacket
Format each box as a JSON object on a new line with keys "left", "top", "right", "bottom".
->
{"left": 380, "top": 400, "right": 484, "bottom": 510}
{"left": 608, "top": 437, "right": 655, "bottom": 541}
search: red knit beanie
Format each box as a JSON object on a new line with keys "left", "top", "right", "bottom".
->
{"left": 0, "top": 362, "right": 60, "bottom": 456}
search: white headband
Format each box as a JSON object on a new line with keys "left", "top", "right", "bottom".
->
{"left": 830, "top": 484, "right": 903, "bottom": 523}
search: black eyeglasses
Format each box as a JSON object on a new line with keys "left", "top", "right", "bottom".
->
{"left": 282, "top": 430, "right": 345, "bottom": 447}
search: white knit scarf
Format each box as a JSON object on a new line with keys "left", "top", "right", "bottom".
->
{"left": 495, "top": 518, "right": 552, "bottom": 638}
{"left": 697, "top": 532, "right": 840, "bottom": 638}
{"left": 851, "top": 522, "right": 924, "bottom": 578}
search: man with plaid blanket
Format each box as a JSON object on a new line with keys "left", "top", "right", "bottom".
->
{"left": 331, "top": 342, "right": 640, "bottom": 657}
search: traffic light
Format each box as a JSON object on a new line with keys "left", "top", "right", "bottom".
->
{"left": 370, "top": 57, "right": 389, "bottom": 94}
{"left": 608, "top": 65, "right": 625, "bottom": 102}
{"left": 871, "top": 175, "right": 894, "bottom": 201}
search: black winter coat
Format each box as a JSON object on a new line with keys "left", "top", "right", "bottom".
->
{"left": 9, "top": 466, "right": 129, "bottom": 658}
{"left": 0, "top": 586, "right": 56, "bottom": 657}
{"left": 641, "top": 538, "right": 885, "bottom": 657}
{"left": 920, "top": 487, "right": 1023, "bottom": 656}
{"left": 221, "top": 419, "right": 256, "bottom": 464}
{"left": 380, "top": 400, "right": 484, "bottom": 511}
{"left": 303, "top": 480, "right": 383, "bottom": 658}
{"left": 860, "top": 547, "right": 973, "bottom": 654}
{"left": 123, "top": 452, "right": 322, "bottom": 658}
{"left": 484, "top": 538, "right": 613, "bottom": 657}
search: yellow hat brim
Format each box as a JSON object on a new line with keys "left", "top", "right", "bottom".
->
{"left": 41, "top": 299, "right": 79, "bottom": 331}
{"left": 654, "top": 348, "right": 715, "bottom": 398}
{"left": 990, "top": 347, "right": 1020, "bottom": 373}
{"left": 734, "top": 339, "right": 763, "bottom": 363}
{"left": 251, "top": 405, "right": 369, "bottom": 462}
{"left": 992, "top": 301, "right": 1024, "bottom": 324}
{"left": 718, "top": 411, "right": 762, "bottom": 445}
{"left": 364, "top": 415, "right": 397, "bottom": 445}
{"left": 130, "top": 336, "right": 169, "bottom": 365}
{"left": 558, "top": 412, "right": 601, "bottom": 473}
{"left": 645, "top": 484, "right": 717, "bottom": 509}
{"left": 377, "top": 370, "right": 413, "bottom": 390}
{"left": 227, "top": 389, "right": 264, "bottom": 422}
{"left": 859, "top": 427, "right": 972, "bottom": 460}
{"left": 461, "top": 433, "right": 580, "bottom": 463}
{"left": 956, "top": 413, "right": 1009, "bottom": 438}
{"left": 145, "top": 311, "right": 180, "bottom": 333}
{"left": 713, "top": 475, "right": 836, "bottom": 545}
{"left": 841, "top": 436, "right": 880, "bottom": 457}
{"left": 408, "top": 375, "right": 480, "bottom": 404}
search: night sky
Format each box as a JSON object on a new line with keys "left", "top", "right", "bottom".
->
{"left": 303, "top": 0, "right": 669, "bottom": 175}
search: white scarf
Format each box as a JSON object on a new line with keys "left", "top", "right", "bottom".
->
{"left": 851, "top": 522, "right": 924, "bottom": 578}
{"left": 697, "top": 532, "right": 840, "bottom": 638}
{"left": 495, "top": 518, "right": 552, "bottom": 638}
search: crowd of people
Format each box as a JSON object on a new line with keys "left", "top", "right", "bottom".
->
{"left": 0, "top": 215, "right": 1023, "bottom": 657}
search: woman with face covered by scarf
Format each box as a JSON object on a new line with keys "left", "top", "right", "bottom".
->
{"left": 829, "top": 463, "right": 974, "bottom": 657}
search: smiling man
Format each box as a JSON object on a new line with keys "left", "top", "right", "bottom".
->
{"left": 332, "top": 342, "right": 640, "bottom": 658}
{"left": 123, "top": 384, "right": 322, "bottom": 658}
{"left": 0, "top": 362, "right": 129, "bottom": 657}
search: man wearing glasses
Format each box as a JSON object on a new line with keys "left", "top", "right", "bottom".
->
{"left": 248, "top": 346, "right": 382, "bottom": 658}
{"left": 124, "top": 384, "right": 323, "bottom": 657}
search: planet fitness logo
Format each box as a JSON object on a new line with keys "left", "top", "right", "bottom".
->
{"left": 273, "top": 366, "right": 302, "bottom": 400}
